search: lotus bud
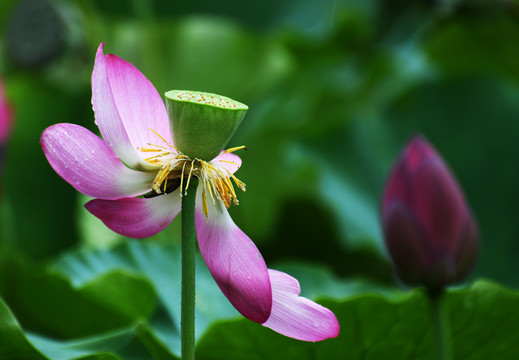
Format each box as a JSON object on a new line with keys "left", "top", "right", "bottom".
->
{"left": 381, "top": 135, "right": 479, "bottom": 291}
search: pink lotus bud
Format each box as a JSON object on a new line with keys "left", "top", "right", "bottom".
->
{"left": 382, "top": 135, "right": 479, "bottom": 291}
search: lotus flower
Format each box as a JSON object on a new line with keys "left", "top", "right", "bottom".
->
{"left": 40, "top": 43, "right": 339, "bottom": 341}
{"left": 381, "top": 135, "right": 479, "bottom": 291}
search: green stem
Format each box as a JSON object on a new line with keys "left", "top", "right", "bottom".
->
{"left": 181, "top": 180, "right": 197, "bottom": 360}
{"left": 428, "top": 289, "right": 451, "bottom": 360}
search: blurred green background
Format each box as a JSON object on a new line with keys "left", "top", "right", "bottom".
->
{"left": 1, "top": 0, "right": 519, "bottom": 358}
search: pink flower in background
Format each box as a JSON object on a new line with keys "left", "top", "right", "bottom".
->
{"left": 382, "top": 135, "right": 479, "bottom": 290}
{"left": 0, "top": 77, "right": 13, "bottom": 179}
{"left": 40, "top": 43, "right": 339, "bottom": 341}
{"left": 0, "top": 77, "right": 13, "bottom": 145}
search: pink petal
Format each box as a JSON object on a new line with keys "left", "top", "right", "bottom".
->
{"left": 85, "top": 190, "right": 182, "bottom": 239}
{"left": 41, "top": 123, "right": 155, "bottom": 199}
{"left": 262, "top": 270, "right": 340, "bottom": 342}
{"left": 211, "top": 151, "right": 242, "bottom": 174}
{"left": 92, "top": 43, "right": 172, "bottom": 170}
{"left": 195, "top": 189, "right": 272, "bottom": 323}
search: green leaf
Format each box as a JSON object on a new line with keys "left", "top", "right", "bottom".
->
{"left": 4, "top": 240, "right": 519, "bottom": 360}
{"left": 50, "top": 240, "right": 239, "bottom": 357}
{"left": 26, "top": 323, "right": 178, "bottom": 360}
{"left": 8, "top": 266, "right": 157, "bottom": 339}
{"left": 0, "top": 293, "right": 177, "bottom": 360}
{"left": 196, "top": 280, "right": 519, "bottom": 359}
{"left": 0, "top": 297, "right": 47, "bottom": 360}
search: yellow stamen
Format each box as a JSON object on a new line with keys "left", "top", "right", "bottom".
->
{"left": 152, "top": 163, "right": 171, "bottom": 193}
{"left": 150, "top": 128, "right": 176, "bottom": 149}
{"left": 202, "top": 191, "right": 208, "bottom": 218}
{"left": 142, "top": 129, "right": 247, "bottom": 218}
{"left": 231, "top": 174, "right": 246, "bottom": 191}
{"left": 225, "top": 145, "right": 247, "bottom": 153}
{"left": 219, "top": 159, "right": 238, "bottom": 164}
{"left": 179, "top": 161, "right": 186, "bottom": 197}
{"left": 205, "top": 178, "right": 215, "bottom": 202}
{"left": 184, "top": 160, "right": 195, "bottom": 195}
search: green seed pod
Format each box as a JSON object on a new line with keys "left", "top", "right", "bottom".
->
{"left": 165, "top": 90, "right": 248, "bottom": 161}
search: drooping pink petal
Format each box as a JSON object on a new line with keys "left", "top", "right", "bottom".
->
{"left": 195, "top": 187, "right": 272, "bottom": 323}
{"left": 212, "top": 151, "right": 242, "bottom": 174}
{"left": 92, "top": 43, "right": 172, "bottom": 170}
{"left": 41, "top": 123, "right": 155, "bottom": 199}
{"left": 85, "top": 190, "right": 182, "bottom": 239}
{"left": 262, "top": 270, "right": 340, "bottom": 341}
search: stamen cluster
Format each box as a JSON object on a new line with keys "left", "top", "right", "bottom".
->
{"left": 140, "top": 130, "right": 246, "bottom": 218}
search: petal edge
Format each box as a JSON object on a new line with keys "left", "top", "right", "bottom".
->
{"left": 85, "top": 191, "right": 182, "bottom": 239}
{"left": 262, "top": 270, "right": 340, "bottom": 341}
{"left": 41, "top": 123, "right": 155, "bottom": 199}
